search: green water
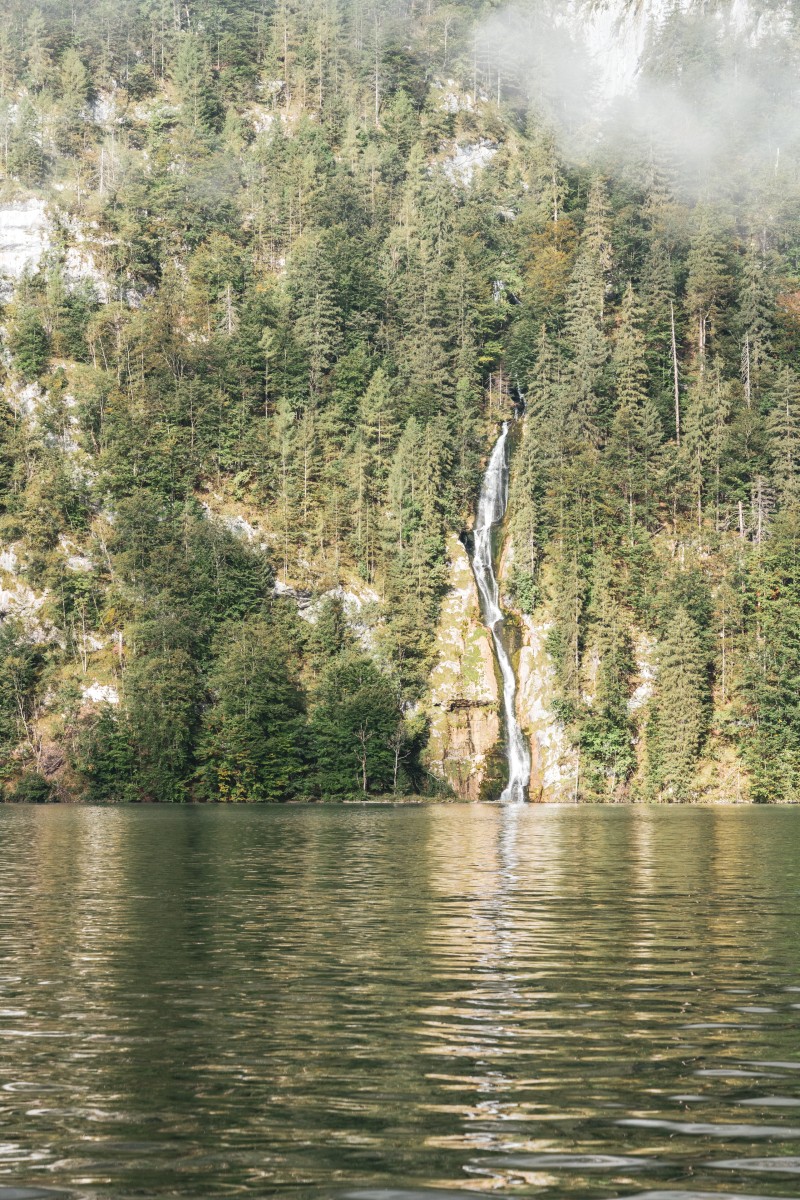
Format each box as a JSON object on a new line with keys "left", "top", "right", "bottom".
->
{"left": 1, "top": 805, "right": 800, "bottom": 1200}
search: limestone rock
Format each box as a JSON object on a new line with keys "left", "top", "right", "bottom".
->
{"left": 517, "top": 614, "right": 578, "bottom": 802}
{"left": 424, "top": 534, "right": 501, "bottom": 799}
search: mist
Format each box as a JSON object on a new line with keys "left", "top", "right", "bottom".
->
{"left": 477, "top": 0, "right": 800, "bottom": 201}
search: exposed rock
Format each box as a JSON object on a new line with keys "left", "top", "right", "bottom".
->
{"left": 221, "top": 513, "right": 258, "bottom": 541}
{"left": 0, "top": 570, "right": 55, "bottom": 644}
{"left": 82, "top": 682, "right": 119, "bottom": 705}
{"left": 629, "top": 630, "right": 656, "bottom": 712}
{"left": 424, "top": 534, "right": 501, "bottom": 800}
{"left": 40, "top": 745, "right": 65, "bottom": 777}
{"left": 436, "top": 79, "right": 476, "bottom": 114}
{"left": 298, "top": 583, "right": 382, "bottom": 653}
{"left": 517, "top": 614, "right": 578, "bottom": 802}
{"left": 441, "top": 139, "right": 498, "bottom": 186}
{"left": 273, "top": 579, "right": 313, "bottom": 610}
{"left": 59, "top": 536, "right": 93, "bottom": 572}
{"left": 0, "top": 545, "right": 19, "bottom": 574}
{"left": 0, "top": 199, "right": 49, "bottom": 291}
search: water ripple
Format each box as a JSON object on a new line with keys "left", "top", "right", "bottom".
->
{"left": 0, "top": 805, "right": 799, "bottom": 1198}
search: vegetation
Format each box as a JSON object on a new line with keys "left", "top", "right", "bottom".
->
{"left": 0, "top": 0, "right": 798, "bottom": 801}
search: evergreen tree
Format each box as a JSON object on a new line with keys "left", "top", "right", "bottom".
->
{"left": 311, "top": 653, "right": 403, "bottom": 794}
{"left": 766, "top": 367, "right": 800, "bottom": 507}
{"left": 737, "top": 242, "right": 774, "bottom": 407}
{"left": 580, "top": 554, "right": 635, "bottom": 797}
{"left": 24, "top": 8, "right": 50, "bottom": 92}
{"left": 648, "top": 606, "right": 710, "bottom": 800}
{"left": 196, "top": 619, "right": 306, "bottom": 801}
{"left": 606, "top": 282, "right": 662, "bottom": 531}
{"left": 685, "top": 210, "right": 731, "bottom": 359}
{"left": 172, "top": 34, "right": 219, "bottom": 132}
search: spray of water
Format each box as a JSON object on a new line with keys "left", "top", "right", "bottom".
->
{"left": 470, "top": 422, "right": 531, "bottom": 804}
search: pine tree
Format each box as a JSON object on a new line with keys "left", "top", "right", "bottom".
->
{"left": 685, "top": 210, "right": 731, "bottom": 359}
{"left": 648, "top": 606, "right": 709, "bottom": 800}
{"left": 172, "top": 34, "right": 219, "bottom": 131}
{"left": 606, "top": 284, "right": 663, "bottom": 532}
{"left": 357, "top": 367, "right": 398, "bottom": 481}
{"left": 583, "top": 175, "right": 613, "bottom": 313}
{"left": 563, "top": 251, "right": 605, "bottom": 439}
{"left": 738, "top": 242, "right": 774, "bottom": 408}
{"left": 580, "top": 553, "right": 635, "bottom": 797}
{"left": 508, "top": 422, "right": 540, "bottom": 613}
{"left": 24, "top": 8, "right": 50, "bottom": 92}
{"left": 57, "top": 49, "right": 91, "bottom": 152}
{"left": 640, "top": 238, "right": 676, "bottom": 406}
{"left": 743, "top": 510, "right": 800, "bottom": 802}
{"left": 766, "top": 367, "right": 800, "bottom": 507}
{"left": 524, "top": 116, "right": 567, "bottom": 228}
{"left": 681, "top": 362, "right": 732, "bottom": 531}
{"left": 8, "top": 98, "right": 43, "bottom": 185}
{"left": 195, "top": 619, "right": 306, "bottom": 802}
{"left": 0, "top": 28, "right": 15, "bottom": 97}
{"left": 546, "top": 551, "right": 584, "bottom": 724}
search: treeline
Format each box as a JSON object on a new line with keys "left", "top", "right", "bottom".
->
{"left": 0, "top": 0, "right": 799, "bottom": 801}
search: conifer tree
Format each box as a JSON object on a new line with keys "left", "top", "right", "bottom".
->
{"left": 743, "top": 510, "right": 800, "bottom": 801}
{"left": 508, "top": 423, "right": 540, "bottom": 613}
{"left": 766, "top": 367, "right": 800, "bottom": 507}
{"left": 583, "top": 175, "right": 613, "bottom": 313}
{"left": 195, "top": 619, "right": 306, "bottom": 802}
{"left": 606, "top": 282, "right": 663, "bottom": 531}
{"left": 8, "top": 98, "right": 43, "bottom": 184}
{"left": 686, "top": 210, "right": 731, "bottom": 359}
{"left": 640, "top": 238, "right": 676, "bottom": 406}
{"left": 24, "top": 8, "right": 50, "bottom": 92}
{"left": 172, "top": 33, "right": 219, "bottom": 131}
{"left": 738, "top": 243, "right": 774, "bottom": 407}
{"left": 563, "top": 252, "right": 605, "bottom": 439}
{"left": 581, "top": 553, "right": 635, "bottom": 797}
{"left": 648, "top": 606, "right": 709, "bottom": 800}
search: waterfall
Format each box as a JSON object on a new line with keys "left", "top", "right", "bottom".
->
{"left": 470, "top": 422, "right": 531, "bottom": 804}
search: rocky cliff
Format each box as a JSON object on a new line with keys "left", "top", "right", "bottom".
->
{"left": 423, "top": 528, "right": 577, "bottom": 802}
{"left": 423, "top": 535, "right": 501, "bottom": 800}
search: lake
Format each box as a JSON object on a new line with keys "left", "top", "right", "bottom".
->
{"left": 1, "top": 804, "right": 800, "bottom": 1200}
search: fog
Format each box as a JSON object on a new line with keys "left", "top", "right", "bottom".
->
{"left": 478, "top": 0, "right": 800, "bottom": 199}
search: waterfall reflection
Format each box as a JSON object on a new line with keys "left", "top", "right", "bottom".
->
{"left": 2, "top": 807, "right": 800, "bottom": 1199}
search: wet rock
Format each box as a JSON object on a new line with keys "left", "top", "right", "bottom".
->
{"left": 423, "top": 535, "right": 501, "bottom": 799}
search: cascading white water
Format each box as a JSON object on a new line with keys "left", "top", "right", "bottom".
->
{"left": 470, "top": 422, "right": 531, "bottom": 804}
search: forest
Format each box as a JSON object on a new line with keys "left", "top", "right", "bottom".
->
{"left": 0, "top": 0, "right": 799, "bottom": 803}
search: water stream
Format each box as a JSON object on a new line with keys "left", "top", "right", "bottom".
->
{"left": 470, "top": 421, "right": 531, "bottom": 803}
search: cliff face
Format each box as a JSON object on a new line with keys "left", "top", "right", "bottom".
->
{"left": 423, "top": 535, "right": 500, "bottom": 800}
{"left": 423, "top": 530, "right": 577, "bottom": 803}
{"left": 516, "top": 613, "right": 578, "bottom": 803}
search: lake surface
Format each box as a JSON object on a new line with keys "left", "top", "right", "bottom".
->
{"left": 1, "top": 805, "right": 800, "bottom": 1200}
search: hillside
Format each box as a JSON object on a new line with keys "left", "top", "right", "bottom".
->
{"left": 1, "top": 0, "right": 799, "bottom": 802}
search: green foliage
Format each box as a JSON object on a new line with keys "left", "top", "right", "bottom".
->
{"left": 74, "top": 706, "right": 136, "bottom": 804}
{"left": 195, "top": 619, "right": 306, "bottom": 802}
{"left": 310, "top": 653, "right": 405, "bottom": 796}
{"left": 1, "top": 0, "right": 799, "bottom": 804}
{"left": 8, "top": 305, "right": 50, "bottom": 381}
{"left": 647, "top": 607, "right": 710, "bottom": 800}
{"left": 8, "top": 772, "right": 55, "bottom": 803}
{"left": 741, "top": 512, "right": 800, "bottom": 803}
{"left": 0, "top": 623, "right": 46, "bottom": 781}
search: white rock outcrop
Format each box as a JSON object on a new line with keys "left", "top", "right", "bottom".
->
{"left": 0, "top": 199, "right": 50, "bottom": 289}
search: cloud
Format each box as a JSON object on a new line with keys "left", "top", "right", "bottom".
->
{"left": 476, "top": 0, "right": 800, "bottom": 197}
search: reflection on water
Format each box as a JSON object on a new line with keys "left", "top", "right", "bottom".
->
{"left": 1, "top": 806, "right": 800, "bottom": 1199}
